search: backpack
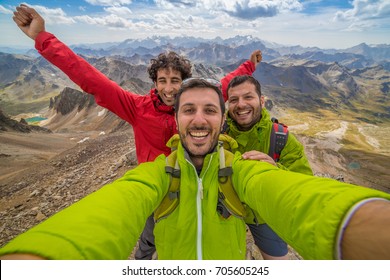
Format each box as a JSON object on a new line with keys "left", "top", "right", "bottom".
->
{"left": 269, "top": 118, "right": 289, "bottom": 162}
{"left": 154, "top": 121, "right": 289, "bottom": 223}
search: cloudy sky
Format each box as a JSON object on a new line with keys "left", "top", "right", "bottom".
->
{"left": 0, "top": 0, "right": 389, "bottom": 49}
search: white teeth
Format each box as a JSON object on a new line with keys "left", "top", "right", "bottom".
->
{"left": 190, "top": 131, "right": 208, "bottom": 137}
{"left": 237, "top": 110, "right": 250, "bottom": 115}
{"left": 165, "top": 93, "right": 174, "bottom": 98}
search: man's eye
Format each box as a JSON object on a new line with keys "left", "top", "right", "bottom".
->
{"left": 205, "top": 108, "right": 217, "bottom": 114}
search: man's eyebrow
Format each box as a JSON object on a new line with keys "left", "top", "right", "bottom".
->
{"left": 180, "top": 103, "right": 219, "bottom": 108}
{"left": 229, "top": 91, "right": 253, "bottom": 99}
{"left": 181, "top": 102, "right": 195, "bottom": 106}
{"left": 205, "top": 103, "right": 219, "bottom": 108}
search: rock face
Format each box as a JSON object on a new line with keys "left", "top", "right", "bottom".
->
{"left": 49, "top": 87, "right": 96, "bottom": 115}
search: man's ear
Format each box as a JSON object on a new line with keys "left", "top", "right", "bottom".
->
{"left": 260, "top": 96, "right": 265, "bottom": 107}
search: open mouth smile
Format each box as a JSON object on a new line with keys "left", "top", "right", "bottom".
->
{"left": 189, "top": 131, "right": 209, "bottom": 138}
{"left": 164, "top": 93, "right": 175, "bottom": 99}
{"left": 236, "top": 110, "right": 251, "bottom": 116}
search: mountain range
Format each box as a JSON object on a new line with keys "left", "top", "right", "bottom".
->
{"left": 1, "top": 35, "right": 389, "bottom": 124}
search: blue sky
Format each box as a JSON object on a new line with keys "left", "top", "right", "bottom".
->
{"left": 0, "top": 0, "right": 389, "bottom": 49}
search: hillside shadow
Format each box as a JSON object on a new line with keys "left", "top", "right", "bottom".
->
{"left": 338, "top": 147, "right": 390, "bottom": 193}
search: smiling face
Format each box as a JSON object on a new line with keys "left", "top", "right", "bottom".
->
{"left": 155, "top": 67, "right": 183, "bottom": 106}
{"left": 176, "top": 87, "right": 225, "bottom": 168}
{"left": 227, "top": 80, "right": 263, "bottom": 131}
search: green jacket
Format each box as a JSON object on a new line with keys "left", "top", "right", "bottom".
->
{"left": 227, "top": 108, "right": 313, "bottom": 175}
{"left": 0, "top": 141, "right": 389, "bottom": 260}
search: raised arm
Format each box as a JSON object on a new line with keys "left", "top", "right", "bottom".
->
{"left": 12, "top": 4, "right": 141, "bottom": 124}
{"left": 220, "top": 50, "right": 262, "bottom": 101}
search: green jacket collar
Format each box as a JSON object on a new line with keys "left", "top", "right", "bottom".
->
{"left": 226, "top": 108, "right": 271, "bottom": 150}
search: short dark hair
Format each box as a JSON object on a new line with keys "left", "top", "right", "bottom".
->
{"left": 148, "top": 51, "right": 192, "bottom": 82}
{"left": 227, "top": 75, "right": 262, "bottom": 99}
{"left": 175, "top": 78, "right": 225, "bottom": 116}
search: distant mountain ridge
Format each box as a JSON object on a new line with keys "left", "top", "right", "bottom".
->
{"left": 0, "top": 34, "right": 389, "bottom": 123}
{"left": 2, "top": 35, "right": 389, "bottom": 67}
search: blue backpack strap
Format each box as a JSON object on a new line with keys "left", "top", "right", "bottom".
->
{"left": 269, "top": 118, "right": 289, "bottom": 162}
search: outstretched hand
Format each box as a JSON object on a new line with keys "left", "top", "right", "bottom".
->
{"left": 13, "top": 4, "right": 45, "bottom": 40}
{"left": 250, "top": 50, "right": 262, "bottom": 69}
{"left": 241, "top": 150, "right": 276, "bottom": 166}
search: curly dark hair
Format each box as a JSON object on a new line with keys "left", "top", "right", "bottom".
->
{"left": 147, "top": 51, "right": 192, "bottom": 82}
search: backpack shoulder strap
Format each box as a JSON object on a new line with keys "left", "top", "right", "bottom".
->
{"left": 154, "top": 151, "right": 180, "bottom": 222}
{"left": 217, "top": 147, "right": 246, "bottom": 219}
{"left": 269, "top": 118, "right": 289, "bottom": 162}
{"left": 155, "top": 141, "right": 248, "bottom": 222}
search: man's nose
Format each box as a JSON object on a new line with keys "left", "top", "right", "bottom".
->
{"left": 164, "top": 82, "right": 174, "bottom": 92}
{"left": 236, "top": 97, "right": 245, "bottom": 108}
{"left": 192, "top": 110, "right": 207, "bottom": 124}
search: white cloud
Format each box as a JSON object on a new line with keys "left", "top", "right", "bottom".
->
{"left": 155, "top": 0, "right": 195, "bottom": 9}
{"left": 32, "top": 5, "right": 75, "bottom": 25}
{"left": 85, "top": 0, "right": 132, "bottom": 6}
{"left": 74, "top": 14, "right": 133, "bottom": 28}
{"left": 104, "top": 6, "right": 132, "bottom": 17}
{"left": 155, "top": 0, "right": 303, "bottom": 19}
{"left": 333, "top": 0, "right": 390, "bottom": 33}
{"left": 0, "top": 5, "right": 13, "bottom": 14}
{"left": 334, "top": 0, "right": 390, "bottom": 21}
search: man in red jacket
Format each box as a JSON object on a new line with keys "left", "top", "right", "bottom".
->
{"left": 13, "top": 4, "right": 261, "bottom": 260}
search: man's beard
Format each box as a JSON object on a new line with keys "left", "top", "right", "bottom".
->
{"left": 229, "top": 107, "right": 262, "bottom": 131}
{"left": 183, "top": 141, "right": 219, "bottom": 159}
{"left": 180, "top": 131, "right": 220, "bottom": 160}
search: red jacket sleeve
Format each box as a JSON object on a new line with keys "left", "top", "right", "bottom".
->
{"left": 220, "top": 60, "right": 255, "bottom": 101}
{"left": 35, "top": 31, "right": 141, "bottom": 125}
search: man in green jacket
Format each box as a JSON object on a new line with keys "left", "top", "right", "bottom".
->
{"left": 1, "top": 78, "right": 390, "bottom": 260}
{"left": 226, "top": 75, "right": 313, "bottom": 260}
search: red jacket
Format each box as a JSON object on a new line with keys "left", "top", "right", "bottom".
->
{"left": 35, "top": 32, "right": 255, "bottom": 163}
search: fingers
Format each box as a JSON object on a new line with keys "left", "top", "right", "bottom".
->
{"left": 14, "top": 5, "right": 33, "bottom": 26}
{"left": 13, "top": 13, "right": 31, "bottom": 27}
{"left": 242, "top": 150, "right": 267, "bottom": 160}
{"left": 254, "top": 50, "right": 262, "bottom": 63}
{"left": 242, "top": 151, "right": 276, "bottom": 166}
